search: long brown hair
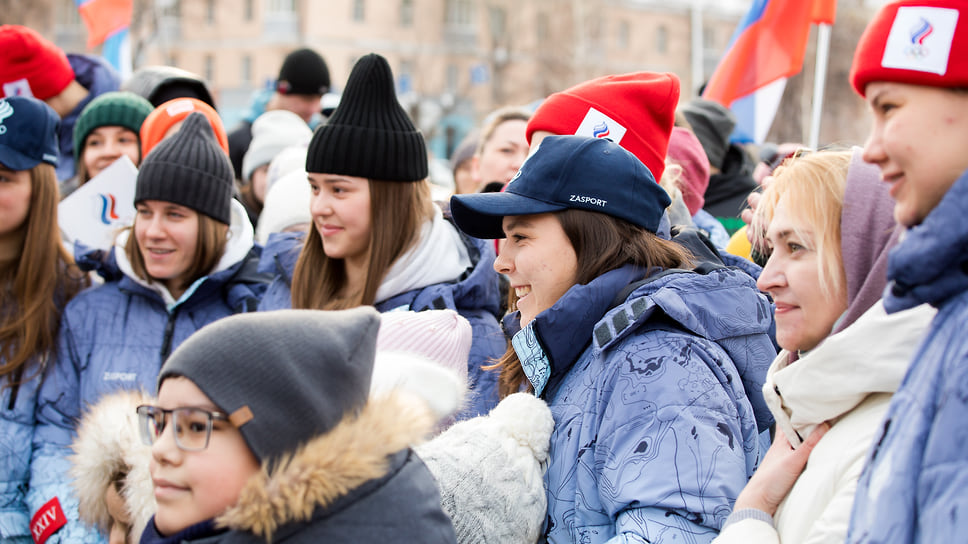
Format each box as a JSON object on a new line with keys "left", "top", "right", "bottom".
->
{"left": 124, "top": 212, "right": 228, "bottom": 295}
{"left": 291, "top": 179, "right": 434, "bottom": 310}
{"left": 492, "top": 208, "right": 693, "bottom": 397}
{"left": 1, "top": 164, "right": 87, "bottom": 389}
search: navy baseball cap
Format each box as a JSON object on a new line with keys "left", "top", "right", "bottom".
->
{"left": 450, "top": 134, "right": 672, "bottom": 239}
{"left": 0, "top": 96, "right": 59, "bottom": 171}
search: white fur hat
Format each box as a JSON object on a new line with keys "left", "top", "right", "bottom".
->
{"left": 415, "top": 393, "right": 553, "bottom": 544}
{"left": 70, "top": 390, "right": 155, "bottom": 543}
{"left": 255, "top": 168, "right": 312, "bottom": 244}
{"left": 241, "top": 110, "right": 312, "bottom": 182}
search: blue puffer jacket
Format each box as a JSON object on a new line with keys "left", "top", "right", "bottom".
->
{"left": 1, "top": 360, "right": 45, "bottom": 544}
{"left": 28, "top": 203, "right": 268, "bottom": 544}
{"left": 257, "top": 225, "right": 506, "bottom": 417}
{"left": 56, "top": 54, "right": 120, "bottom": 182}
{"left": 847, "top": 168, "right": 968, "bottom": 544}
{"left": 504, "top": 263, "right": 775, "bottom": 543}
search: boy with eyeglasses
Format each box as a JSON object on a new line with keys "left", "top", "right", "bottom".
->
{"left": 135, "top": 308, "right": 456, "bottom": 543}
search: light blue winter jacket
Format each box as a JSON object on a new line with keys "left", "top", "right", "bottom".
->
{"left": 27, "top": 204, "right": 268, "bottom": 544}
{"left": 257, "top": 225, "right": 506, "bottom": 417}
{"left": 504, "top": 263, "right": 775, "bottom": 543}
{"left": 1, "top": 358, "right": 46, "bottom": 544}
{"left": 847, "top": 168, "right": 968, "bottom": 544}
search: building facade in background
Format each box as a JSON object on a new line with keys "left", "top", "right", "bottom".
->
{"left": 36, "top": 0, "right": 747, "bottom": 159}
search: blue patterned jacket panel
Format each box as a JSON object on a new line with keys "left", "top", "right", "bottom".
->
{"left": 847, "top": 168, "right": 968, "bottom": 544}
{"left": 508, "top": 265, "right": 774, "bottom": 543}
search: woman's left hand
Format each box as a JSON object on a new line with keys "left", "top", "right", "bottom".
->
{"left": 734, "top": 422, "right": 830, "bottom": 516}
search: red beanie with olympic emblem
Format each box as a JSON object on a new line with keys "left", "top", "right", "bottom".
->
{"left": 525, "top": 71, "right": 680, "bottom": 183}
{"left": 850, "top": 0, "right": 968, "bottom": 97}
{"left": 0, "top": 25, "right": 74, "bottom": 100}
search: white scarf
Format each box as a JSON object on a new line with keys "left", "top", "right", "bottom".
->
{"left": 375, "top": 206, "right": 471, "bottom": 304}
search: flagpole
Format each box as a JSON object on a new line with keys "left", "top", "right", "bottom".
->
{"left": 808, "top": 23, "right": 831, "bottom": 150}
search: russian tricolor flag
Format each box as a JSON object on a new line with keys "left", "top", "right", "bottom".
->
{"left": 703, "top": 0, "right": 836, "bottom": 143}
{"left": 76, "top": 0, "right": 133, "bottom": 77}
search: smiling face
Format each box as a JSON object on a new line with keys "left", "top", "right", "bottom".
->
{"left": 862, "top": 82, "right": 968, "bottom": 227}
{"left": 473, "top": 119, "right": 529, "bottom": 189}
{"left": 134, "top": 201, "right": 200, "bottom": 298}
{"left": 308, "top": 173, "right": 372, "bottom": 271}
{"left": 494, "top": 213, "right": 578, "bottom": 326}
{"left": 83, "top": 126, "right": 141, "bottom": 179}
{"left": 150, "top": 377, "right": 259, "bottom": 536}
{"left": 756, "top": 200, "right": 847, "bottom": 352}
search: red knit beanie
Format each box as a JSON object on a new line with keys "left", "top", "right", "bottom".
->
{"left": 525, "top": 71, "right": 680, "bottom": 183}
{"left": 850, "top": 0, "right": 967, "bottom": 97}
{"left": 0, "top": 25, "right": 74, "bottom": 100}
{"left": 667, "top": 127, "right": 710, "bottom": 216}
{"left": 140, "top": 98, "right": 229, "bottom": 157}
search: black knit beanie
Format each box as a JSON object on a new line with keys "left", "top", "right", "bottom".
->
{"left": 135, "top": 112, "right": 233, "bottom": 224}
{"left": 306, "top": 53, "right": 428, "bottom": 182}
{"left": 276, "top": 48, "right": 330, "bottom": 95}
{"left": 157, "top": 308, "right": 380, "bottom": 464}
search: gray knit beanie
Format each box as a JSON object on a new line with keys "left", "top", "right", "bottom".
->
{"left": 135, "top": 112, "right": 234, "bottom": 224}
{"left": 158, "top": 308, "right": 380, "bottom": 464}
{"left": 679, "top": 98, "right": 736, "bottom": 170}
{"left": 306, "top": 53, "right": 428, "bottom": 182}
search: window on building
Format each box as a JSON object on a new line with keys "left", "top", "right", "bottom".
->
{"left": 353, "top": 0, "right": 365, "bottom": 21}
{"left": 206, "top": 0, "right": 215, "bottom": 24}
{"left": 56, "top": 0, "right": 81, "bottom": 24}
{"left": 446, "top": 63, "right": 458, "bottom": 93}
{"left": 618, "top": 20, "right": 630, "bottom": 49}
{"left": 267, "top": 0, "right": 295, "bottom": 14}
{"left": 445, "top": 0, "right": 472, "bottom": 26}
{"left": 656, "top": 24, "right": 668, "bottom": 54}
{"left": 488, "top": 6, "right": 506, "bottom": 40}
{"left": 204, "top": 55, "right": 215, "bottom": 83}
{"left": 244, "top": 0, "right": 254, "bottom": 21}
{"left": 401, "top": 0, "right": 414, "bottom": 27}
{"left": 536, "top": 12, "right": 548, "bottom": 42}
{"left": 241, "top": 55, "right": 252, "bottom": 85}
{"left": 703, "top": 25, "right": 716, "bottom": 49}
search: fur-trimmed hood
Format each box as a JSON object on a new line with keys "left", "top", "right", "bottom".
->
{"left": 216, "top": 392, "right": 443, "bottom": 542}
{"left": 70, "top": 389, "right": 155, "bottom": 541}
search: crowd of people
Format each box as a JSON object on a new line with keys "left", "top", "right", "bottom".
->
{"left": 1, "top": 0, "right": 966, "bottom": 542}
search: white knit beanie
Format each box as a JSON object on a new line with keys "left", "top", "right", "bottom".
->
{"left": 266, "top": 144, "right": 308, "bottom": 193}
{"left": 241, "top": 109, "right": 312, "bottom": 182}
{"left": 376, "top": 309, "right": 472, "bottom": 387}
{"left": 255, "top": 168, "right": 312, "bottom": 244}
{"left": 415, "top": 393, "right": 554, "bottom": 544}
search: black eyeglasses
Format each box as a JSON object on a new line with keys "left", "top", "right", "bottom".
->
{"left": 136, "top": 405, "right": 229, "bottom": 452}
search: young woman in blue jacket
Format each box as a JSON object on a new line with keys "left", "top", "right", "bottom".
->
{"left": 257, "top": 53, "right": 504, "bottom": 417}
{"left": 842, "top": 1, "right": 968, "bottom": 542}
{"left": 450, "top": 132, "right": 775, "bottom": 543}
{"left": 0, "top": 97, "right": 87, "bottom": 544}
{"left": 28, "top": 113, "right": 266, "bottom": 544}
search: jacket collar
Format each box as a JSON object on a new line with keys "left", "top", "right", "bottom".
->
{"left": 765, "top": 301, "right": 935, "bottom": 447}
{"left": 216, "top": 393, "right": 435, "bottom": 541}
{"left": 503, "top": 265, "right": 644, "bottom": 396}
{"left": 885, "top": 167, "right": 968, "bottom": 312}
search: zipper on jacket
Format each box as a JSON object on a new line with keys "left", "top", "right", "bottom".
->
{"left": 159, "top": 307, "right": 181, "bottom": 361}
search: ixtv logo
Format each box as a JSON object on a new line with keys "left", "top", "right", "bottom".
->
{"left": 30, "top": 497, "right": 66, "bottom": 544}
